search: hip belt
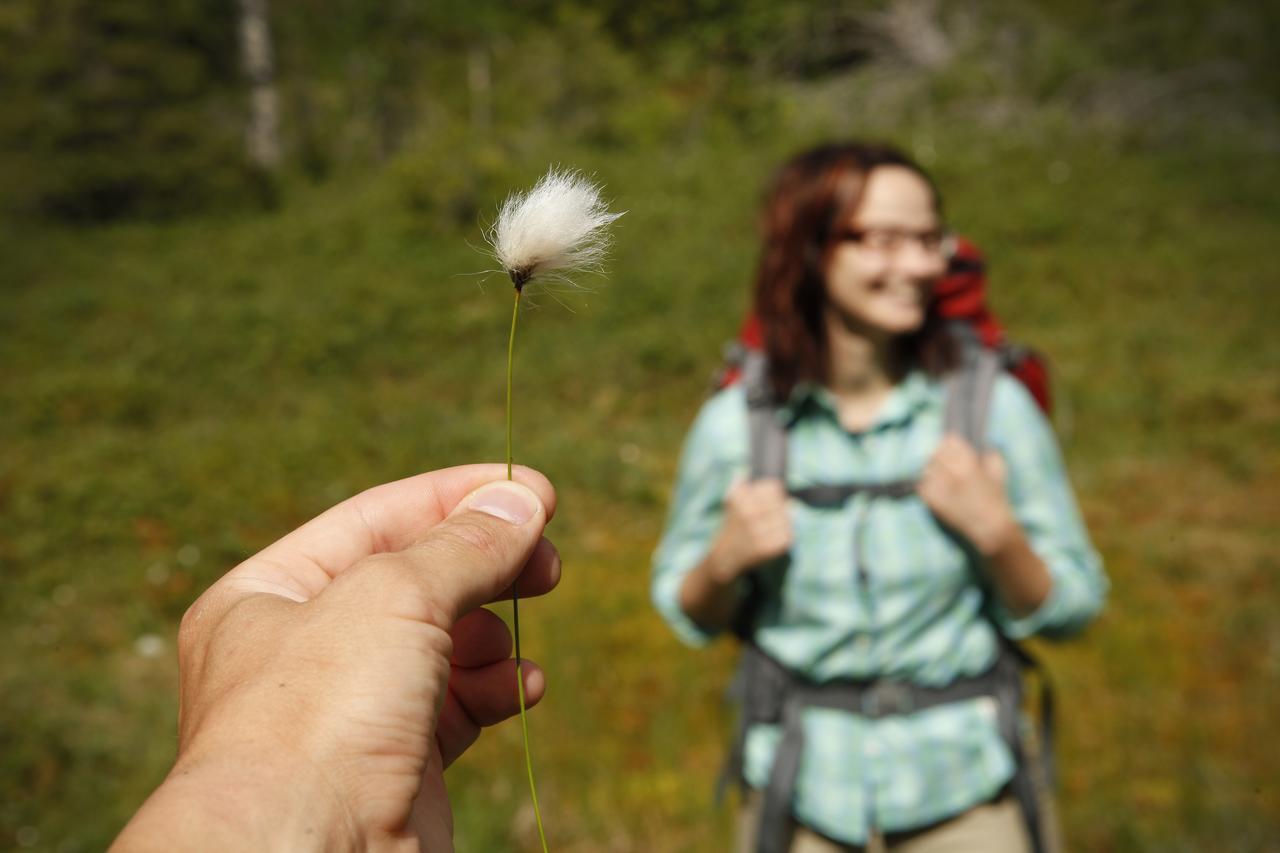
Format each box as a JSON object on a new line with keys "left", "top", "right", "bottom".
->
{"left": 722, "top": 642, "right": 1028, "bottom": 853}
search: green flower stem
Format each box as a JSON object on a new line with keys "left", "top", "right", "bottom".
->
{"left": 506, "top": 286, "right": 520, "bottom": 482}
{"left": 505, "top": 285, "right": 549, "bottom": 853}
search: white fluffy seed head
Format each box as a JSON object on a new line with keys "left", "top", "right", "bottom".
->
{"left": 487, "top": 168, "right": 624, "bottom": 289}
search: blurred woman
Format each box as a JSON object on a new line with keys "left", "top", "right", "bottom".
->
{"left": 651, "top": 142, "right": 1106, "bottom": 852}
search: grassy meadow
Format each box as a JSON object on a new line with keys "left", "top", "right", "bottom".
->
{"left": 3, "top": 91, "right": 1280, "bottom": 853}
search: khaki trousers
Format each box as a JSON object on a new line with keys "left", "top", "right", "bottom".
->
{"left": 735, "top": 790, "right": 1032, "bottom": 853}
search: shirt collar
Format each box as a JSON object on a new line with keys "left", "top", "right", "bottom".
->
{"left": 778, "top": 370, "right": 937, "bottom": 431}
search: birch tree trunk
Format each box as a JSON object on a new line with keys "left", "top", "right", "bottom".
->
{"left": 237, "top": 0, "right": 281, "bottom": 170}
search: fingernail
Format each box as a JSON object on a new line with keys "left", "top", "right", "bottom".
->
{"left": 468, "top": 482, "right": 539, "bottom": 525}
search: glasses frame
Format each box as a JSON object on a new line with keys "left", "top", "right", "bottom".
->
{"left": 833, "top": 226, "right": 955, "bottom": 258}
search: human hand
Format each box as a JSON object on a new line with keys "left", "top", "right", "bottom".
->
{"left": 918, "top": 434, "right": 1017, "bottom": 556}
{"left": 710, "top": 478, "right": 793, "bottom": 582}
{"left": 113, "top": 465, "right": 559, "bottom": 853}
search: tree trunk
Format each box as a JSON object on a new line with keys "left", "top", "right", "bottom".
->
{"left": 237, "top": 0, "right": 281, "bottom": 170}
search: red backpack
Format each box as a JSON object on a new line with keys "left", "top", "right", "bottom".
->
{"left": 718, "top": 236, "right": 1053, "bottom": 415}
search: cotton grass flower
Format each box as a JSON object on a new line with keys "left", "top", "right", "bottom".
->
{"left": 488, "top": 168, "right": 624, "bottom": 289}
{"left": 483, "top": 167, "right": 622, "bottom": 853}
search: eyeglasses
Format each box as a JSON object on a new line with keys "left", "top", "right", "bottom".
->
{"left": 835, "top": 227, "right": 951, "bottom": 255}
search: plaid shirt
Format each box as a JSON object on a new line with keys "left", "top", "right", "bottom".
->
{"left": 651, "top": 371, "right": 1107, "bottom": 844}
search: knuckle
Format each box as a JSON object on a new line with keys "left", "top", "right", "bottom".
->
{"left": 338, "top": 553, "right": 412, "bottom": 601}
{"left": 432, "top": 516, "right": 511, "bottom": 565}
{"left": 345, "top": 551, "right": 404, "bottom": 584}
{"left": 339, "top": 553, "right": 451, "bottom": 626}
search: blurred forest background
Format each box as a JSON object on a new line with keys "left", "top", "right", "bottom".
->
{"left": 2, "top": 1, "right": 1278, "bottom": 850}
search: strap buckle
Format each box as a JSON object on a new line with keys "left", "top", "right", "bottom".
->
{"left": 861, "top": 681, "right": 915, "bottom": 717}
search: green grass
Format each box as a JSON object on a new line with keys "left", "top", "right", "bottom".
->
{"left": 2, "top": 127, "right": 1278, "bottom": 852}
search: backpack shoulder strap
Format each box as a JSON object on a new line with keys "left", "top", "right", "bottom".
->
{"left": 746, "top": 343, "right": 1001, "bottom": 476}
{"left": 942, "top": 345, "right": 1001, "bottom": 451}
{"left": 743, "top": 351, "right": 920, "bottom": 502}
{"left": 742, "top": 349, "right": 787, "bottom": 482}
{"left": 732, "top": 350, "right": 784, "bottom": 642}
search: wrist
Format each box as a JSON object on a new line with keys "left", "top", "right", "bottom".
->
{"left": 116, "top": 745, "right": 359, "bottom": 852}
{"left": 706, "top": 536, "right": 747, "bottom": 586}
{"left": 972, "top": 509, "right": 1021, "bottom": 559}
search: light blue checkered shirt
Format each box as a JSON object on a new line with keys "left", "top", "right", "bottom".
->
{"left": 651, "top": 370, "right": 1107, "bottom": 844}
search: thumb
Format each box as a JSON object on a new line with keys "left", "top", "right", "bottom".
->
{"left": 341, "top": 480, "right": 548, "bottom": 628}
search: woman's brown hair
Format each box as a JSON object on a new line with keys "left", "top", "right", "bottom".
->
{"left": 752, "top": 142, "right": 955, "bottom": 400}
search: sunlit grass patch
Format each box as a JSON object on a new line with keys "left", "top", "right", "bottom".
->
{"left": 2, "top": 128, "right": 1277, "bottom": 850}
